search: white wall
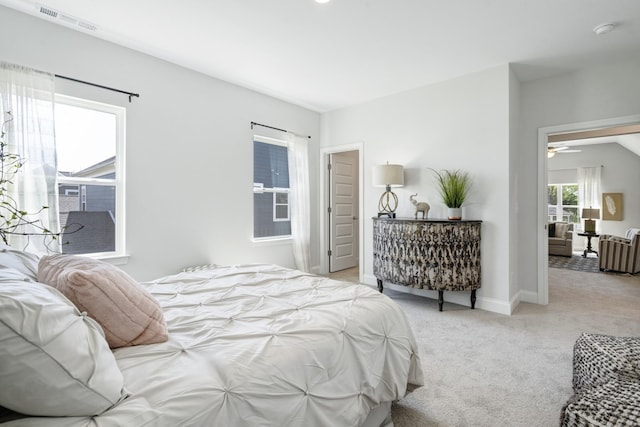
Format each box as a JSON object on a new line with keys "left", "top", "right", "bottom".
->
{"left": 508, "top": 66, "right": 521, "bottom": 303}
{"left": 519, "top": 57, "right": 640, "bottom": 295}
{"left": 321, "top": 65, "right": 514, "bottom": 314}
{"left": 0, "top": 6, "right": 320, "bottom": 281}
{"left": 548, "top": 143, "right": 640, "bottom": 237}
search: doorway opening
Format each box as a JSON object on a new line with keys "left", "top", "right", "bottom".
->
{"left": 537, "top": 115, "right": 640, "bottom": 304}
{"left": 319, "top": 143, "right": 364, "bottom": 282}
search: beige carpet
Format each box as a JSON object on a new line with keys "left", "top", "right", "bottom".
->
{"left": 386, "top": 268, "right": 640, "bottom": 427}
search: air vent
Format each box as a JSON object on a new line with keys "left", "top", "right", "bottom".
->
{"left": 57, "top": 14, "right": 78, "bottom": 25}
{"left": 78, "top": 21, "right": 97, "bottom": 31}
{"left": 39, "top": 6, "right": 57, "bottom": 18}
{"left": 36, "top": 4, "right": 98, "bottom": 32}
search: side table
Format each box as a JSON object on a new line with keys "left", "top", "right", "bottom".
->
{"left": 578, "top": 232, "right": 599, "bottom": 258}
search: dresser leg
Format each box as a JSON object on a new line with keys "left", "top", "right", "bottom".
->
{"left": 438, "top": 290, "right": 443, "bottom": 312}
{"left": 471, "top": 290, "right": 476, "bottom": 309}
{"left": 377, "top": 279, "right": 383, "bottom": 293}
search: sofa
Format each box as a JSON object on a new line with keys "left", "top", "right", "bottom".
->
{"left": 599, "top": 228, "right": 640, "bottom": 274}
{"left": 561, "top": 333, "right": 640, "bottom": 426}
{"left": 549, "top": 222, "right": 574, "bottom": 257}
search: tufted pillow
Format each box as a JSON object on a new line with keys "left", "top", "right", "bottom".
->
{"left": 555, "top": 223, "right": 569, "bottom": 238}
{"left": 37, "top": 254, "right": 168, "bottom": 349}
{"left": 548, "top": 223, "right": 556, "bottom": 238}
{"left": 0, "top": 280, "right": 127, "bottom": 416}
{"left": 0, "top": 244, "right": 39, "bottom": 281}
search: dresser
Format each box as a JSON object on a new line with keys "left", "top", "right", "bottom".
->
{"left": 372, "top": 217, "right": 482, "bottom": 311}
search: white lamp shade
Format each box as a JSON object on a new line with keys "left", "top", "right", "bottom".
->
{"left": 372, "top": 164, "right": 404, "bottom": 187}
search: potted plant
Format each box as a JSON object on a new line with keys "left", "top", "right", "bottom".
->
{"left": 431, "top": 168, "right": 471, "bottom": 220}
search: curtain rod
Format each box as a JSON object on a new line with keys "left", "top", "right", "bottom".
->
{"left": 251, "top": 121, "right": 311, "bottom": 139}
{"left": 55, "top": 74, "right": 140, "bottom": 103}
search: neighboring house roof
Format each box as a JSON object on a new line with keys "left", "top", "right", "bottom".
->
{"left": 62, "top": 211, "right": 115, "bottom": 254}
{"left": 59, "top": 156, "right": 115, "bottom": 179}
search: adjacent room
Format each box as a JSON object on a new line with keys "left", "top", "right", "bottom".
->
{"left": 0, "top": 1, "right": 638, "bottom": 426}
{"left": 547, "top": 130, "right": 640, "bottom": 274}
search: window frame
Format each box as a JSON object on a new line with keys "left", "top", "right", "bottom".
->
{"left": 272, "top": 190, "right": 290, "bottom": 222}
{"left": 54, "top": 94, "right": 126, "bottom": 258}
{"left": 252, "top": 135, "right": 291, "bottom": 241}
{"left": 547, "top": 183, "right": 579, "bottom": 224}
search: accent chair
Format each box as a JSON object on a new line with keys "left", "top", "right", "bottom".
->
{"left": 598, "top": 228, "right": 640, "bottom": 274}
{"left": 548, "top": 222, "right": 574, "bottom": 257}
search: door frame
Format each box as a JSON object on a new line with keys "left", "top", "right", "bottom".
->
{"left": 319, "top": 143, "right": 364, "bottom": 278}
{"left": 537, "top": 114, "right": 640, "bottom": 304}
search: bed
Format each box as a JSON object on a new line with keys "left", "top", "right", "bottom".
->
{"left": 0, "top": 248, "right": 423, "bottom": 426}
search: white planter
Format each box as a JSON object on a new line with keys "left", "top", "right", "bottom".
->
{"left": 447, "top": 207, "right": 462, "bottom": 220}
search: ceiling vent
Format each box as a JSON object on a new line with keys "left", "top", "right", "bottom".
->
{"left": 37, "top": 4, "right": 97, "bottom": 32}
{"left": 38, "top": 5, "right": 56, "bottom": 18}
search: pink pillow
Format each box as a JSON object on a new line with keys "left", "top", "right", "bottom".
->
{"left": 37, "top": 254, "right": 168, "bottom": 349}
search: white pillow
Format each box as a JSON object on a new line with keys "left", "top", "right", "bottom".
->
{"left": 0, "top": 280, "right": 128, "bottom": 416}
{"left": 625, "top": 228, "right": 640, "bottom": 240}
{"left": 0, "top": 244, "right": 39, "bottom": 281}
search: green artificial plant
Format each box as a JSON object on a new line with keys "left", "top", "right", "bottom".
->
{"left": 431, "top": 168, "right": 471, "bottom": 209}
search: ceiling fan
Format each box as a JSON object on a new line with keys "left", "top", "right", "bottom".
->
{"left": 547, "top": 146, "right": 581, "bottom": 158}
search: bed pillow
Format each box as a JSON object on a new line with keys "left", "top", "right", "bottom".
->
{"left": 0, "top": 280, "right": 127, "bottom": 416}
{"left": 0, "top": 244, "right": 39, "bottom": 281}
{"left": 37, "top": 254, "right": 168, "bottom": 349}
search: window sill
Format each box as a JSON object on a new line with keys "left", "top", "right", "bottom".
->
{"left": 85, "top": 252, "right": 130, "bottom": 266}
{"left": 251, "top": 236, "right": 292, "bottom": 246}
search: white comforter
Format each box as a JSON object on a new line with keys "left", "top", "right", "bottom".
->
{"left": 9, "top": 264, "right": 423, "bottom": 426}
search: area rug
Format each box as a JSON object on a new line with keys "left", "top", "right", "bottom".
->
{"left": 549, "top": 254, "right": 599, "bottom": 273}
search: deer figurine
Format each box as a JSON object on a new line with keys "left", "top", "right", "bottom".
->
{"left": 410, "top": 194, "right": 430, "bottom": 219}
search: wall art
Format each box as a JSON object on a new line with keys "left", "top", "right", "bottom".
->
{"left": 602, "top": 192, "right": 623, "bottom": 221}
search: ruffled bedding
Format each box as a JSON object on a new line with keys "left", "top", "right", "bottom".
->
{"left": 4, "top": 264, "right": 423, "bottom": 426}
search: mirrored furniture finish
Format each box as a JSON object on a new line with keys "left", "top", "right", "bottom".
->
{"left": 372, "top": 217, "right": 482, "bottom": 311}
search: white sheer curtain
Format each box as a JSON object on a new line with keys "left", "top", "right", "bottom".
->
{"left": 0, "top": 62, "right": 59, "bottom": 253}
{"left": 286, "top": 132, "right": 311, "bottom": 272}
{"left": 577, "top": 166, "right": 601, "bottom": 211}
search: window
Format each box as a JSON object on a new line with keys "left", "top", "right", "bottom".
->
{"left": 273, "top": 192, "right": 290, "bottom": 221}
{"left": 54, "top": 95, "right": 125, "bottom": 255}
{"left": 548, "top": 184, "right": 579, "bottom": 223}
{"left": 253, "top": 136, "right": 291, "bottom": 239}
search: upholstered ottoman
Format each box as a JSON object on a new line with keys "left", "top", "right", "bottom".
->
{"left": 561, "top": 333, "right": 640, "bottom": 427}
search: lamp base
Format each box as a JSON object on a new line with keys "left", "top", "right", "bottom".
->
{"left": 584, "top": 219, "right": 596, "bottom": 233}
{"left": 378, "top": 189, "right": 399, "bottom": 214}
{"left": 378, "top": 212, "right": 396, "bottom": 218}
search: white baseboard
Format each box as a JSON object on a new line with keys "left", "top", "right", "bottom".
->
{"left": 364, "top": 273, "right": 513, "bottom": 315}
{"left": 519, "top": 290, "right": 539, "bottom": 304}
{"left": 362, "top": 273, "right": 378, "bottom": 287}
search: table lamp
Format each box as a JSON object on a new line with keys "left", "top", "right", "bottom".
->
{"left": 372, "top": 163, "right": 404, "bottom": 218}
{"left": 581, "top": 207, "right": 600, "bottom": 233}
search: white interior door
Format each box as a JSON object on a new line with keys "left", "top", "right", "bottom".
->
{"left": 330, "top": 152, "right": 358, "bottom": 272}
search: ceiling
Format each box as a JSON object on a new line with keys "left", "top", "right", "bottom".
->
{"left": 549, "top": 134, "right": 640, "bottom": 157}
{"left": 549, "top": 124, "right": 640, "bottom": 157}
{"left": 2, "top": 0, "right": 640, "bottom": 112}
